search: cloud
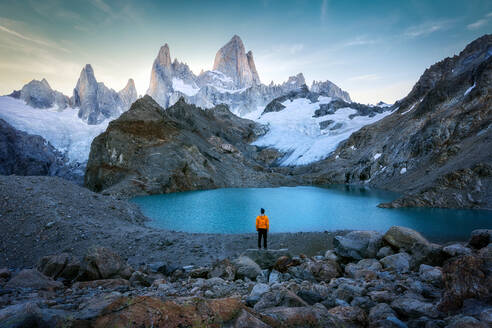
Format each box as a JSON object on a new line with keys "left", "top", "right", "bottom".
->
{"left": 404, "top": 20, "right": 454, "bottom": 38}
{"left": 289, "top": 44, "right": 304, "bottom": 54}
{"left": 343, "top": 37, "right": 379, "bottom": 47}
{"left": 90, "top": 0, "right": 112, "bottom": 14}
{"left": 0, "top": 24, "right": 70, "bottom": 53}
{"left": 347, "top": 74, "right": 380, "bottom": 82}
{"left": 320, "top": 0, "right": 328, "bottom": 22}
{"left": 467, "top": 12, "right": 492, "bottom": 30}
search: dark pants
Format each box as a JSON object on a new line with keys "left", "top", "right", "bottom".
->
{"left": 258, "top": 229, "right": 267, "bottom": 249}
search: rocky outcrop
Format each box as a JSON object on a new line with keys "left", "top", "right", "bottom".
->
{"left": 311, "top": 79, "right": 351, "bottom": 102}
{"left": 19, "top": 78, "right": 70, "bottom": 109}
{"left": 300, "top": 34, "right": 492, "bottom": 210}
{"left": 85, "top": 96, "right": 297, "bottom": 196}
{"left": 0, "top": 118, "right": 72, "bottom": 179}
{"left": 73, "top": 64, "right": 136, "bottom": 125}
{"left": 212, "top": 35, "right": 260, "bottom": 88}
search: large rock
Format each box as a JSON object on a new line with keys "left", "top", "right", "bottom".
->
{"left": 443, "top": 243, "right": 472, "bottom": 257}
{"left": 299, "top": 259, "right": 341, "bottom": 283}
{"left": 0, "top": 301, "right": 66, "bottom": 328}
{"left": 438, "top": 254, "right": 491, "bottom": 312}
{"left": 208, "top": 259, "right": 236, "bottom": 281}
{"left": 241, "top": 249, "right": 291, "bottom": 270}
{"left": 78, "top": 246, "right": 128, "bottom": 280}
{"left": 380, "top": 252, "right": 411, "bottom": 273}
{"left": 233, "top": 256, "right": 261, "bottom": 280}
{"left": 345, "top": 258, "right": 382, "bottom": 280}
{"left": 391, "top": 296, "right": 438, "bottom": 318}
{"left": 327, "top": 305, "right": 367, "bottom": 327}
{"left": 468, "top": 229, "right": 492, "bottom": 249}
{"left": 261, "top": 305, "right": 344, "bottom": 327}
{"left": 333, "top": 230, "right": 383, "bottom": 260}
{"left": 82, "top": 296, "right": 244, "bottom": 327}
{"left": 418, "top": 264, "right": 442, "bottom": 285}
{"left": 383, "top": 226, "right": 430, "bottom": 251}
{"left": 254, "top": 287, "right": 308, "bottom": 311}
{"left": 5, "top": 269, "right": 63, "bottom": 290}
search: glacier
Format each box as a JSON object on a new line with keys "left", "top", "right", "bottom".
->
{"left": 0, "top": 96, "right": 108, "bottom": 164}
{"left": 251, "top": 97, "right": 392, "bottom": 166}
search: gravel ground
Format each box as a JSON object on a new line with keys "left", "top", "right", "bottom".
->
{"left": 0, "top": 175, "right": 344, "bottom": 269}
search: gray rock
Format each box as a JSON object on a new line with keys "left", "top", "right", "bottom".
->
{"left": 78, "top": 246, "right": 127, "bottom": 280}
{"left": 241, "top": 249, "right": 291, "bottom": 269}
{"left": 443, "top": 243, "right": 472, "bottom": 257}
{"left": 380, "top": 252, "right": 411, "bottom": 273}
{"left": 383, "top": 226, "right": 430, "bottom": 251}
{"left": 333, "top": 282, "right": 365, "bottom": 302}
{"left": 447, "top": 316, "right": 487, "bottom": 328}
{"left": 334, "top": 230, "right": 383, "bottom": 260}
{"left": 480, "top": 308, "right": 492, "bottom": 326}
{"left": 296, "top": 289, "right": 324, "bottom": 305}
{"left": 391, "top": 295, "right": 438, "bottom": 318}
{"left": 5, "top": 269, "right": 63, "bottom": 290}
{"left": 324, "top": 250, "right": 339, "bottom": 262}
{"left": 268, "top": 269, "right": 281, "bottom": 284}
{"left": 377, "top": 246, "right": 395, "bottom": 259}
{"left": 254, "top": 287, "right": 308, "bottom": 311}
{"left": 345, "top": 258, "right": 382, "bottom": 279}
{"left": 468, "top": 229, "right": 492, "bottom": 249}
{"left": 233, "top": 256, "right": 261, "bottom": 280}
{"left": 419, "top": 264, "right": 442, "bottom": 285}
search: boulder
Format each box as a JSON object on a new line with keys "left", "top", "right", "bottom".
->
{"left": 468, "top": 229, "right": 492, "bottom": 249}
{"left": 254, "top": 288, "right": 308, "bottom": 311}
{"left": 261, "top": 305, "right": 343, "bottom": 327}
{"left": 233, "top": 309, "right": 270, "bottom": 328}
{"left": 418, "top": 264, "right": 442, "bottom": 285}
{"left": 241, "top": 249, "right": 291, "bottom": 269}
{"left": 208, "top": 259, "right": 236, "bottom": 281}
{"left": 0, "top": 301, "right": 66, "bottom": 328}
{"left": 368, "top": 303, "right": 399, "bottom": 325}
{"left": 345, "top": 258, "right": 382, "bottom": 280}
{"left": 85, "top": 296, "right": 244, "bottom": 327}
{"left": 443, "top": 244, "right": 472, "bottom": 257}
{"left": 377, "top": 246, "right": 395, "bottom": 259}
{"left": 447, "top": 316, "right": 487, "bottom": 328}
{"left": 324, "top": 250, "right": 339, "bottom": 262}
{"left": 438, "top": 255, "right": 490, "bottom": 312}
{"left": 72, "top": 278, "right": 130, "bottom": 289}
{"left": 299, "top": 260, "right": 341, "bottom": 282}
{"left": 78, "top": 247, "right": 127, "bottom": 281}
{"left": 333, "top": 231, "right": 383, "bottom": 260}
{"left": 268, "top": 270, "right": 281, "bottom": 284}
{"left": 247, "top": 283, "right": 270, "bottom": 306}
{"left": 233, "top": 256, "right": 261, "bottom": 280}
{"left": 333, "top": 282, "right": 365, "bottom": 303}
{"left": 5, "top": 269, "right": 63, "bottom": 290}
{"left": 296, "top": 289, "right": 324, "bottom": 305}
{"left": 380, "top": 252, "right": 411, "bottom": 273}
{"left": 189, "top": 267, "right": 210, "bottom": 279}
{"left": 327, "top": 305, "right": 367, "bottom": 326}
{"left": 391, "top": 296, "right": 438, "bottom": 318}
{"left": 273, "top": 256, "right": 292, "bottom": 273}
{"left": 37, "top": 253, "right": 69, "bottom": 279}
{"left": 383, "top": 226, "right": 429, "bottom": 251}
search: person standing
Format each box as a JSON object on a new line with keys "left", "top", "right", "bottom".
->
{"left": 256, "top": 208, "right": 269, "bottom": 249}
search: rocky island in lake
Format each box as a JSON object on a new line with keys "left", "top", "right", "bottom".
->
{"left": 0, "top": 1, "right": 491, "bottom": 327}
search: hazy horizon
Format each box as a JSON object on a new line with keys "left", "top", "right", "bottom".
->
{"left": 0, "top": 0, "right": 491, "bottom": 104}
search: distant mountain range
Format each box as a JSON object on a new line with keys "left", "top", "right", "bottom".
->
{"left": 6, "top": 35, "right": 351, "bottom": 123}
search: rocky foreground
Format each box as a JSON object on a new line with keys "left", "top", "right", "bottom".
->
{"left": 1, "top": 221, "right": 491, "bottom": 327}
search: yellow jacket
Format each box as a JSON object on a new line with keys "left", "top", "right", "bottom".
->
{"left": 256, "top": 215, "right": 269, "bottom": 230}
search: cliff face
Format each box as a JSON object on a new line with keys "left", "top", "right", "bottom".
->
{"left": 299, "top": 34, "right": 492, "bottom": 209}
{"left": 85, "top": 96, "right": 296, "bottom": 196}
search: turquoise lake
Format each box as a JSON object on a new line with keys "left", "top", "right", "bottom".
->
{"left": 131, "top": 185, "right": 492, "bottom": 241}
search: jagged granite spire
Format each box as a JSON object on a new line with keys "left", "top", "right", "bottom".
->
{"left": 119, "top": 78, "right": 138, "bottom": 109}
{"left": 147, "top": 44, "right": 174, "bottom": 107}
{"left": 246, "top": 51, "right": 261, "bottom": 85}
{"left": 212, "top": 35, "right": 260, "bottom": 88}
{"left": 19, "top": 78, "right": 70, "bottom": 109}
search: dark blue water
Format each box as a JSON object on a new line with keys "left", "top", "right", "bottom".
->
{"left": 131, "top": 185, "right": 492, "bottom": 241}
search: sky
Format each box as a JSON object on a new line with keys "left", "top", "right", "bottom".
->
{"left": 0, "top": 0, "right": 490, "bottom": 104}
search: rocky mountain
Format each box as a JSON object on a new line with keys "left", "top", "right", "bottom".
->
{"left": 0, "top": 118, "right": 82, "bottom": 182}
{"left": 85, "top": 95, "right": 297, "bottom": 196}
{"left": 298, "top": 34, "right": 492, "bottom": 209}
{"left": 212, "top": 34, "right": 260, "bottom": 88}
{"left": 73, "top": 64, "right": 137, "bottom": 125}
{"left": 9, "top": 78, "right": 70, "bottom": 109}
{"left": 311, "top": 79, "right": 351, "bottom": 102}
{"left": 145, "top": 35, "right": 351, "bottom": 116}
